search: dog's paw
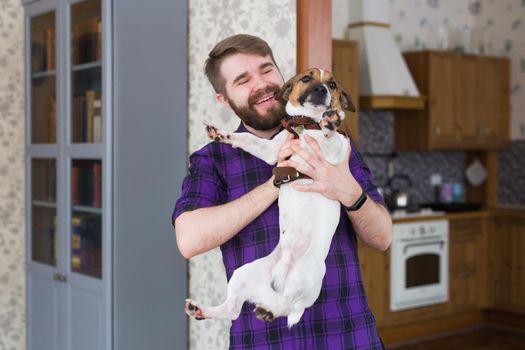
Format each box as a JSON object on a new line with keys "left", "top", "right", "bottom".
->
{"left": 320, "top": 110, "right": 342, "bottom": 137}
{"left": 254, "top": 304, "right": 275, "bottom": 322}
{"left": 204, "top": 123, "right": 232, "bottom": 143}
{"left": 185, "top": 299, "right": 206, "bottom": 321}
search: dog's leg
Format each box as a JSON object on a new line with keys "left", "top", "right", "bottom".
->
{"left": 319, "top": 110, "right": 343, "bottom": 137}
{"left": 205, "top": 123, "right": 289, "bottom": 165}
{"left": 185, "top": 249, "right": 281, "bottom": 321}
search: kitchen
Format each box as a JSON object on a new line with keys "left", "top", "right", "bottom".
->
{"left": 332, "top": 0, "right": 525, "bottom": 348}
{"left": 1, "top": 0, "right": 524, "bottom": 349}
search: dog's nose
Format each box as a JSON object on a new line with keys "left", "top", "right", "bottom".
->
{"left": 313, "top": 84, "right": 327, "bottom": 96}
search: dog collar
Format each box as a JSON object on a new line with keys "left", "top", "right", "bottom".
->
{"left": 281, "top": 116, "right": 321, "bottom": 138}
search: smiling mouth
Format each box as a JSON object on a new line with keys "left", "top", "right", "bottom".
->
{"left": 255, "top": 94, "right": 275, "bottom": 105}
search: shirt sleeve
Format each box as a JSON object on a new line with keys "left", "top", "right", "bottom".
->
{"left": 348, "top": 137, "right": 386, "bottom": 206}
{"left": 171, "top": 146, "right": 226, "bottom": 226}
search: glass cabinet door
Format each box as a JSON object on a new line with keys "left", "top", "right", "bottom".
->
{"left": 31, "top": 11, "right": 57, "bottom": 144}
{"left": 31, "top": 159, "right": 57, "bottom": 266}
{"left": 71, "top": 159, "right": 102, "bottom": 279}
{"left": 71, "top": 0, "right": 102, "bottom": 144}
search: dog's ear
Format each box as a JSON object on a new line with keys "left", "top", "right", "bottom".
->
{"left": 276, "top": 78, "right": 294, "bottom": 103}
{"left": 341, "top": 89, "right": 356, "bottom": 112}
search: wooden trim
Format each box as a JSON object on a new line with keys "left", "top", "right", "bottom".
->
{"left": 380, "top": 311, "right": 485, "bottom": 345}
{"left": 347, "top": 21, "right": 390, "bottom": 30}
{"left": 360, "top": 95, "right": 426, "bottom": 109}
{"left": 296, "top": 0, "right": 332, "bottom": 72}
{"left": 485, "top": 309, "right": 525, "bottom": 331}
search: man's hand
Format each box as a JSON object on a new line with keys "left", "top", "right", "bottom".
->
{"left": 276, "top": 133, "right": 301, "bottom": 167}
{"left": 280, "top": 134, "right": 362, "bottom": 205}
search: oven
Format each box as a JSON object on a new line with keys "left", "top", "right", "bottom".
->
{"left": 390, "top": 219, "right": 449, "bottom": 311}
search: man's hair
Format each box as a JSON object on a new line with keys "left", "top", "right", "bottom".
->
{"left": 204, "top": 34, "right": 277, "bottom": 94}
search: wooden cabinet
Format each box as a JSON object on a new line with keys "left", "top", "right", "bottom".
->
{"left": 448, "top": 219, "right": 483, "bottom": 313}
{"left": 487, "top": 217, "right": 525, "bottom": 313}
{"left": 357, "top": 242, "right": 389, "bottom": 327}
{"left": 395, "top": 51, "right": 509, "bottom": 150}
{"left": 332, "top": 40, "right": 359, "bottom": 142}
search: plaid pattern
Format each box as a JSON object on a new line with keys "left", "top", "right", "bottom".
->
{"left": 173, "top": 123, "right": 386, "bottom": 350}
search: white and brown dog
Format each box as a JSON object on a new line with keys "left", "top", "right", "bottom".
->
{"left": 185, "top": 68, "right": 356, "bottom": 328}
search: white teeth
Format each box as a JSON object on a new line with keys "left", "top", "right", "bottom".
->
{"left": 256, "top": 95, "right": 274, "bottom": 104}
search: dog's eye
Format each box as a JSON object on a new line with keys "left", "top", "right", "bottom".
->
{"left": 301, "top": 75, "right": 312, "bottom": 83}
{"left": 328, "top": 81, "right": 337, "bottom": 90}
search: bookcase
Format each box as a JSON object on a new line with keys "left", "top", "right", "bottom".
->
{"left": 23, "top": 0, "right": 188, "bottom": 349}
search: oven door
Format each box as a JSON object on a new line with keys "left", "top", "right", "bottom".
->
{"left": 391, "top": 237, "right": 448, "bottom": 311}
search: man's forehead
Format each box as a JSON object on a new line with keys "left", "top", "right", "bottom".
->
{"left": 221, "top": 53, "right": 274, "bottom": 82}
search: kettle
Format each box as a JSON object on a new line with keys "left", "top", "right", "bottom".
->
{"left": 383, "top": 174, "right": 413, "bottom": 211}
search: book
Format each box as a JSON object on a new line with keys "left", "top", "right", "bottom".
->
{"left": 93, "top": 93, "right": 102, "bottom": 143}
{"left": 71, "top": 166, "right": 79, "bottom": 206}
{"left": 85, "top": 90, "right": 95, "bottom": 142}
{"left": 49, "top": 95, "right": 56, "bottom": 142}
{"left": 93, "top": 162, "right": 102, "bottom": 208}
{"left": 45, "top": 27, "right": 54, "bottom": 70}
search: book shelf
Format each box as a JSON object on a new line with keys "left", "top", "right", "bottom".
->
{"left": 25, "top": 0, "right": 110, "bottom": 349}
{"left": 24, "top": 0, "right": 188, "bottom": 349}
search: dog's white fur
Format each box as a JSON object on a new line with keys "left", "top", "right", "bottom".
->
{"left": 185, "top": 69, "right": 350, "bottom": 328}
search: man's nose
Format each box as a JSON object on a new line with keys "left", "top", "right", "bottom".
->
{"left": 252, "top": 73, "right": 269, "bottom": 91}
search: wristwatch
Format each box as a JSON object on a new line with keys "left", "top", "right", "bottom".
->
{"left": 342, "top": 189, "right": 367, "bottom": 212}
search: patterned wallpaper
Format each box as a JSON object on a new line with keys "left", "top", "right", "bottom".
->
{"left": 187, "top": 1, "right": 296, "bottom": 349}
{"left": 333, "top": 0, "right": 525, "bottom": 141}
{"left": 0, "top": 0, "right": 26, "bottom": 349}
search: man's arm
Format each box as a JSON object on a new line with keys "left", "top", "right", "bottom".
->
{"left": 175, "top": 179, "right": 278, "bottom": 259}
{"left": 174, "top": 133, "right": 299, "bottom": 259}
{"left": 281, "top": 134, "right": 392, "bottom": 251}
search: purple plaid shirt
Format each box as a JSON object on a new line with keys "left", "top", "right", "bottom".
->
{"left": 173, "top": 123, "right": 386, "bottom": 350}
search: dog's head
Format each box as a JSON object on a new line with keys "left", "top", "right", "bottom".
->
{"left": 276, "top": 68, "right": 356, "bottom": 121}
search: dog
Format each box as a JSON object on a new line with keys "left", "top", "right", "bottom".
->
{"left": 185, "top": 68, "right": 356, "bottom": 328}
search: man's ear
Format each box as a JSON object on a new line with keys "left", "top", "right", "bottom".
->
{"left": 215, "top": 93, "right": 230, "bottom": 107}
{"left": 341, "top": 89, "right": 356, "bottom": 112}
{"left": 275, "top": 78, "right": 294, "bottom": 103}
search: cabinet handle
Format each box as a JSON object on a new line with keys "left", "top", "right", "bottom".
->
{"left": 434, "top": 125, "right": 441, "bottom": 136}
{"left": 53, "top": 273, "right": 67, "bottom": 283}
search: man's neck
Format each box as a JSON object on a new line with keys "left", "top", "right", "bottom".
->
{"left": 243, "top": 122, "right": 281, "bottom": 139}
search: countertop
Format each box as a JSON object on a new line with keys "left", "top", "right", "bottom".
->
{"left": 391, "top": 206, "right": 525, "bottom": 223}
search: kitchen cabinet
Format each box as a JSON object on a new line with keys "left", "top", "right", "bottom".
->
{"left": 395, "top": 51, "right": 509, "bottom": 150}
{"left": 448, "top": 219, "right": 483, "bottom": 313}
{"left": 487, "top": 217, "right": 525, "bottom": 314}
{"left": 332, "top": 39, "right": 359, "bottom": 142}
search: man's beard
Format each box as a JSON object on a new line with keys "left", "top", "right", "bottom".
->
{"left": 227, "top": 84, "right": 285, "bottom": 131}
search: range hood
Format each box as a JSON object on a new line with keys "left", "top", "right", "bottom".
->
{"left": 345, "top": 0, "right": 425, "bottom": 109}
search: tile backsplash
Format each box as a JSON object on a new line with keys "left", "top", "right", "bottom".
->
{"left": 358, "top": 109, "right": 524, "bottom": 206}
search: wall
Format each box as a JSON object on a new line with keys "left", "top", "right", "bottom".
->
{"left": 0, "top": 0, "right": 26, "bottom": 349}
{"left": 187, "top": 1, "right": 296, "bottom": 349}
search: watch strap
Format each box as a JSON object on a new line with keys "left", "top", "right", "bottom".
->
{"left": 342, "top": 189, "right": 367, "bottom": 212}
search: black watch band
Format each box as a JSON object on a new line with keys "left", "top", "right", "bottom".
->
{"left": 342, "top": 189, "right": 367, "bottom": 212}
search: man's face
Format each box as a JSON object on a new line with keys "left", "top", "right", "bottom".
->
{"left": 217, "top": 53, "right": 285, "bottom": 131}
